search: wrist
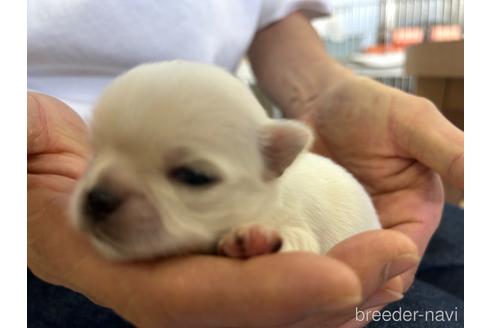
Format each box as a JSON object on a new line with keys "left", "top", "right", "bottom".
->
{"left": 266, "top": 58, "right": 355, "bottom": 120}
{"left": 248, "top": 12, "right": 355, "bottom": 120}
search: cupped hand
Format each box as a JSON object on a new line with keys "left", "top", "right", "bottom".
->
{"left": 299, "top": 75, "right": 463, "bottom": 326}
{"left": 27, "top": 92, "right": 420, "bottom": 328}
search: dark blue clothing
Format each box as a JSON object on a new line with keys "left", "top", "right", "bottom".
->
{"left": 28, "top": 205, "right": 464, "bottom": 327}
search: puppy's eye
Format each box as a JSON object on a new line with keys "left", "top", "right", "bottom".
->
{"left": 168, "top": 166, "right": 218, "bottom": 187}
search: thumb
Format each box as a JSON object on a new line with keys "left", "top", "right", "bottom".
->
{"left": 393, "top": 96, "right": 463, "bottom": 190}
{"left": 328, "top": 229, "right": 419, "bottom": 300}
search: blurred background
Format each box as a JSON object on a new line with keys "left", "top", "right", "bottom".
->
{"left": 313, "top": 0, "right": 463, "bottom": 93}
{"left": 239, "top": 0, "right": 464, "bottom": 206}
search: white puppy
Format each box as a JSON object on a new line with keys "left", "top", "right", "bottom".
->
{"left": 71, "top": 61, "right": 381, "bottom": 260}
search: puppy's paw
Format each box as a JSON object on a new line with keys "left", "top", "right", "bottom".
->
{"left": 217, "top": 224, "right": 282, "bottom": 259}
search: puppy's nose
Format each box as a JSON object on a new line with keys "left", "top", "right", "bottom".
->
{"left": 85, "top": 186, "right": 123, "bottom": 221}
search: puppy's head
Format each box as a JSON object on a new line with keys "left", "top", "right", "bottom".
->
{"left": 71, "top": 61, "right": 312, "bottom": 260}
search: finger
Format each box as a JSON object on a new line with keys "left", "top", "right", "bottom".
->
{"left": 27, "top": 92, "right": 89, "bottom": 157}
{"left": 358, "top": 276, "right": 403, "bottom": 310}
{"left": 328, "top": 229, "right": 419, "bottom": 300}
{"left": 336, "top": 305, "right": 386, "bottom": 328}
{"left": 112, "top": 253, "right": 363, "bottom": 328}
{"left": 284, "top": 236, "right": 415, "bottom": 328}
{"left": 278, "top": 277, "right": 403, "bottom": 328}
{"left": 324, "top": 279, "right": 405, "bottom": 328}
{"left": 392, "top": 95, "right": 463, "bottom": 190}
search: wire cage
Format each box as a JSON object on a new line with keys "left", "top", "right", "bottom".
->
{"left": 313, "top": 0, "right": 464, "bottom": 93}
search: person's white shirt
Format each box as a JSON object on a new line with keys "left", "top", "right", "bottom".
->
{"left": 28, "top": 0, "right": 330, "bottom": 119}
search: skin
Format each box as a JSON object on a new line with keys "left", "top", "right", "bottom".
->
{"left": 27, "top": 12, "right": 463, "bottom": 328}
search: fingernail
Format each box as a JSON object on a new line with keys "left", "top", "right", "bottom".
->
{"left": 384, "top": 254, "right": 420, "bottom": 280}
{"left": 336, "top": 295, "right": 364, "bottom": 309}
{"left": 360, "top": 288, "right": 404, "bottom": 310}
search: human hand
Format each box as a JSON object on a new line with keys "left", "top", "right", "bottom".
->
{"left": 246, "top": 12, "right": 463, "bottom": 325}
{"left": 28, "top": 91, "right": 420, "bottom": 327}
{"left": 298, "top": 75, "right": 463, "bottom": 326}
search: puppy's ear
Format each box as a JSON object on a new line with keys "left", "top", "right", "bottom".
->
{"left": 259, "top": 120, "right": 313, "bottom": 179}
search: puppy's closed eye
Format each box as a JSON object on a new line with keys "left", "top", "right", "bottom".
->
{"left": 168, "top": 166, "right": 218, "bottom": 187}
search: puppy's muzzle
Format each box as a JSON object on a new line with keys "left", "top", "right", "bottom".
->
{"left": 85, "top": 186, "right": 123, "bottom": 222}
{"left": 79, "top": 179, "right": 163, "bottom": 243}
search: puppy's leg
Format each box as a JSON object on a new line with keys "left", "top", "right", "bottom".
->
{"left": 217, "top": 224, "right": 282, "bottom": 259}
{"left": 278, "top": 227, "right": 320, "bottom": 253}
{"left": 217, "top": 224, "right": 320, "bottom": 258}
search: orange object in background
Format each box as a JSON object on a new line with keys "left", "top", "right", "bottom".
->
{"left": 364, "top": 44, "right": 403, "bottom": 54}
{"left": 363, "top": 25, "right": 462, "bottom": 55}
{"left": 364, "top": 27, "right": 424, "bottom": 54}
{"left": 430, "top": 25, "right": 462, "bottom": 42}
{"left": 392, "top": 27, "right": 425, "bottom": 47}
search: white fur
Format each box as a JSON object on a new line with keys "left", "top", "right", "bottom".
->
{"left": 71, "top": 60, "right": 381, "bottom": 260}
